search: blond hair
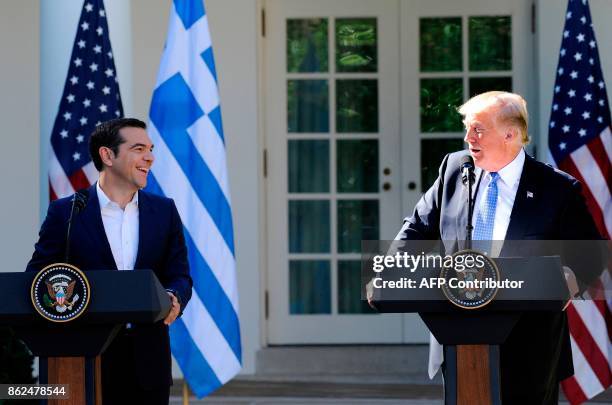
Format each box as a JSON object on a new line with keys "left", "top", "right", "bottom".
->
{"left": 458, "top": 91, "right": 530, "bottom": 144}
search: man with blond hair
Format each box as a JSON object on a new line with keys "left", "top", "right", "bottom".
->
{"left": 391, "top": 92, "right": 601, "bottom": 403}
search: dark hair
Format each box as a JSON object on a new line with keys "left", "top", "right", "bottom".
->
{"left": 88, "top": 118, "right": 146, "bottom": 171}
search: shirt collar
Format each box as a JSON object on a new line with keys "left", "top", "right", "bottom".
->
{"left": 96, "top": 182, "right": 138, "bottom": 208}
{"left": 488, "top": 148, "right": 525, "bottom": 187}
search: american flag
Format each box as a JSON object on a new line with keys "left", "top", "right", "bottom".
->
{"left": 49, "top": 0, "right": 122, "bottom": 200}
{"left": 548, "top": 0, "right": 612, "bottom": 403}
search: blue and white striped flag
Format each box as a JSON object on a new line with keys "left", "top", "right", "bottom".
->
{"left": 145, "top": 0, "right": 241, "bottom": 397}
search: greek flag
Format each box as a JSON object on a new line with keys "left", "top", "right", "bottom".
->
{"left": 145, "top": 0, "right": 241, "bottom": 397}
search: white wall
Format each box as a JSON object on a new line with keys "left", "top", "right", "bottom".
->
{"left": 536, "top": 0, "right": 612, "bottom": 160}
{"left": 0, "top": 0, "right": 40, "bottom": 273}
{"left": 205, "top": 0, "right": 262, "bottom": 375}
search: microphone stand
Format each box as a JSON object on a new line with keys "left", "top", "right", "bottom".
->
{"left": 466, "top": 176, "right": 474, "bottom": 250}
{"left": 65, "top": 190, "right": 87, "bottom": 263}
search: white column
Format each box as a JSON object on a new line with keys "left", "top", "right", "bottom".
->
{"left": 0, "top": 0, "right": 40, "bottom": 274}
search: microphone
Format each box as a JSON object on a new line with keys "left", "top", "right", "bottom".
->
{"left": 460, "top": 155, "right": 475, "bottom": 247}
{"left": 65, "top": 189, "right": 89, "bottom": 263}
{"left": 460, "top": 155, "right": 475, "bottom": 186}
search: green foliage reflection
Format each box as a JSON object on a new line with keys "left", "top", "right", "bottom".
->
{"left": 337, "top": 200, "right": 379, "bottom": 253}
{"left": 420, "top": 17, "right": 462, "bottom": 72}
{"left": 287, "top": 19, "right": 328, "bottom": 73}
{"left": 420, "top": 78, "right": 463, "bottom": 132}
{"left": 336, "top": 139, "right": 379, "bottom": 193}
{"left": 421, "top": 138, "right": 465, "bottom": 192}
{"left": 469, "top": 16, "right": 512, "bottom": 71}
{"left": 336, "top": 18, "right": 377, "bottom": 72}
{"left": 336, "top": 80, "right": 378, "bottom": 132}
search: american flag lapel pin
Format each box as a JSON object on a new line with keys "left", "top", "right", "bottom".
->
{"left": 527, "top": 191, "right": 534, "bottom": 199}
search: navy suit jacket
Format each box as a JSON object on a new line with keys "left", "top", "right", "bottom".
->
{"left": 396, "top": 150, "right": 602, "bottom": 396}
{"left": 27, "top": 184, "right": 192, "bottom": 388}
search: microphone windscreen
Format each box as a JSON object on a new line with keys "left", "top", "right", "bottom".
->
{"left": 460, "top": 155, "right": 474, "bottom": 170}
{"left": 74, "top": 189, "right": 89, "bottom": 212}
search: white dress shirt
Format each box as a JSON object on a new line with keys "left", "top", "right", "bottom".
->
{"left": 96, "top": 182, "right": 139, "bottom": 271}
{"left": 472, "top": 148, "right": 525, "bottom": 241}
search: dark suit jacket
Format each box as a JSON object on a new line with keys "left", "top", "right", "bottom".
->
{"left": 26, "top": 184, "right": 192, "bottom": 388}
{"left": 396, "top": 150, "right": 602, "bottom": 400}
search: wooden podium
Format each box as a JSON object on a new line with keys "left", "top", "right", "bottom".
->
{"left": 0, "top": 270, "right": 171, "bottom": 405}
{"left": 374, "top": 256, "right": 569, "bottom": 405}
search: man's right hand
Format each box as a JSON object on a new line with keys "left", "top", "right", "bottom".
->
{"left": 366, "top": 279, "right": 377, "bottom": 309}
{"left": 164, "top": 292, "right": 181, "bottom": 325}
{"left": 562, "top": 265, "right": 579, "bottom": 311}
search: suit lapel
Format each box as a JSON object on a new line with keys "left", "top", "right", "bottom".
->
{"left": 77, "top": 184, "right": 117, "bottom": 269}
{"left": 456, "top": 185, "right": 469, "bottom": 241}
{"left": 504, "top": 154, "right": 538, "bottom": 241}
{"left": 134, "top": 190, "right": 155, "bottom": 270}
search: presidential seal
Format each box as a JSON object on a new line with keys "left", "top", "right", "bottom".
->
{"left": 31, "top": 263, "right": 91, "bottom": 322}
{"left": 439, "top": 249, "right": 500, "bottom": 309}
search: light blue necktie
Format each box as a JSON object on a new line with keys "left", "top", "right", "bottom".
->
{"left": 473, "top": 172, "right": 499, "bottom": 252}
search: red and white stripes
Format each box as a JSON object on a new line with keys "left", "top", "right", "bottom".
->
{"left": 560, "top": 127, "right": 612, "bottom": 404}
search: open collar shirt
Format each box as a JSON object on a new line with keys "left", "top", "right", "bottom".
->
{"left": 96, "top": 182, "right": 139, "bottom": 271}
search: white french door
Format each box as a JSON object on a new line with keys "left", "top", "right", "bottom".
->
{"left": 264, "top": 0, "right": 407, "bottom": 344}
